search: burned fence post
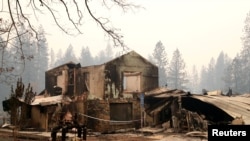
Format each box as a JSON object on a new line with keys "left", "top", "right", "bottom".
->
{"left": 83, "top": 125, "right": 87, "bottom": 141}
{"left": 51, "top": 125, "right": 62, "bottom": 141}
{"left": 77, "top": 126, "right": 82, "bottom": 138}
{"left": 76, "top": 124, "right": 87, "bottom": 140}
{"left": 61, "top": 126, "right": 67, "bottom": 141}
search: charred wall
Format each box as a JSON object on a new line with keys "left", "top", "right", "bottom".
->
{"left": 80, "top": 65, "right": 105, "bottom": 99}
{"left": 104, "top": 51, "right": 158, "bottom": 99}
{"left": 45, "top": 71, "right": 58, "bottom": 96}
{"left": 86, "top": 99, "right": 141, "bottom": 133}
{"left": 31, "top": 105, "right": 48, "bottom": 131}
{"left": 45, "top": 63, "right": 83, "bottom": 96}
{"left": 45, "top": 65, "right": 69, "bottom": 96}
{"left": 104, "top": 63, "right": 120, "bottom": 99}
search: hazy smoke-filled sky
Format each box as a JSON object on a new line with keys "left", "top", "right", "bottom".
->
{"left": 42, "top": 0, "right": 250, "bottom": 72}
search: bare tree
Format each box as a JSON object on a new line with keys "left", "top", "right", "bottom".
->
{"left": 0, "top": 0, "right": 139, "bottom": 83}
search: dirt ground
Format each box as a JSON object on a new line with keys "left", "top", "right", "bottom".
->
{"left": 0, "top": 128, "right": 208, "bottom": 141}
{"left": 85, "top": 132, "right": 207, "bottom": 141}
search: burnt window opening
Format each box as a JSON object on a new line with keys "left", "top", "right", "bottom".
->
{"left": 40, "top": 106, "right": 46, "bottom": 114}
{"left": 27, "top": 105, "right": 32, "bottom": 118}
{"left": 56, "top": 70, "right": 65, "bottom": 91}
{"left": 67, "top": 85, "right": 74, "bottom": 96}
{"left": 67, "top": 69, "right": 75, "bottom": 96}
{"left": 110, "top": 103, "right": 132, "bottom": 121}
{"left": 53, "top": 86, "right": 62, "bottom": 96}
{"left": 123, "top": 72, "right": 141, "bottom": 93}
{"left": 2, "top": 99, "right": 10, "bottom": 111}
{"left": 68, "top": 70, "right": 74, "bottom": 85}
{"left": 83, "top": 72, "right": 90, "bottom": 92}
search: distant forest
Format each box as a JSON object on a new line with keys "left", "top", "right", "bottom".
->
{"left": 1, "top": 11, "right": 250, "bottom": 112}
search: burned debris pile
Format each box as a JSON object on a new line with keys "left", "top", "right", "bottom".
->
{"left": 143, "top": 87, "right": 250, "bottom": 133}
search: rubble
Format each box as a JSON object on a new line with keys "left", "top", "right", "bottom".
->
{"left": 144, "top": 87, "right": 250, "bottom": 133}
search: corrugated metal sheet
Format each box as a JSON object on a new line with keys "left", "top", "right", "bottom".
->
{"left": 145, "top": 88, "right": 250, "bottom": 124}
{"left": 192, "top": 94, "right": 250, "bottom": 124}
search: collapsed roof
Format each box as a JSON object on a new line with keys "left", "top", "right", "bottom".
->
{"left": 144, "top": 87, "right": 250, "bottom": 125}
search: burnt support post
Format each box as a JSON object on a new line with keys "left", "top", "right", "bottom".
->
{"left": 51, "top": 131, "right": 57, "bottom": 141}
{"left": 77, "top": 126, "right": 82, "bottom": 138}
{"left": 83, "top": 125, "right": 87, "bottom": 141}
{"left": 61, "top": 126, "right": 67, "bottom": 141}
{"left": 51, "top": 125, "right": 61, "bottom": 141}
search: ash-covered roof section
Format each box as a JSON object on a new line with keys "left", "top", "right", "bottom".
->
{"left": 145, "top": 87, "right": 186, "bottom": 97}
{"left": 31, "top": 95, "right": 72, "bottom": 106}
{"left": 46, "top": 61, "right": 81, "bottom": 72}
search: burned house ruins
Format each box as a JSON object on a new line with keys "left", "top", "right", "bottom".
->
{"left": 81, "top": 50, "right": 159, "bottom": 132}
{"left": 2, "top": 50, "right": 250, "bottom": 135}
{"left": 3, "top": 51, "right": 158, "bottom": 132}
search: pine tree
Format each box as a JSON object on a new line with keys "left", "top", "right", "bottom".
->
{"left": 223, "top": 58, "right": 236, "bottom": 93}
{"left": 12, "top": 24, "right": 37, "bottom": 90}
{"left": 94, "top": 43, "right": 114, "bottom": 65}
{"left": 79, "top": 46, "right": 94, "bottom": 67}
{"left": 54, "top": 44, "right": 77, "bottom": 67}
{"left": 167, "top": 48, "right": 188, "bottom": 90}
{"left": 63, "top": 44, "right": 78, "bottom": 63}
{"left": 199, "top": 65, "right": 208, "bottom": 93}
{"left": 206, "top": 58, "right": 216, "bottom": 90}
{"left": 49, "top": 48, "right": 56, "bottom": 69}
{"left": 54, "top": 49, "right": 63, "bottom": 67}
{"left": 240, "top": 10, "right": 250, "bottom": 93}
{"left": 152, "top": 41, "right": 168, "bottom": 86}
{"left": 35, "top": 26, "right": 49, "bottom": 92}
{"left": 214, "top": 51, "right": 225, "bottom": 90}
{"left": 95, "top": 50, "right": 106, "bottom": 65}
{"left": 188, "top": 65, "right": 199, "bottom": 93}
{"left": 0, "top": 36, "right": 14, "bottom": 84}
